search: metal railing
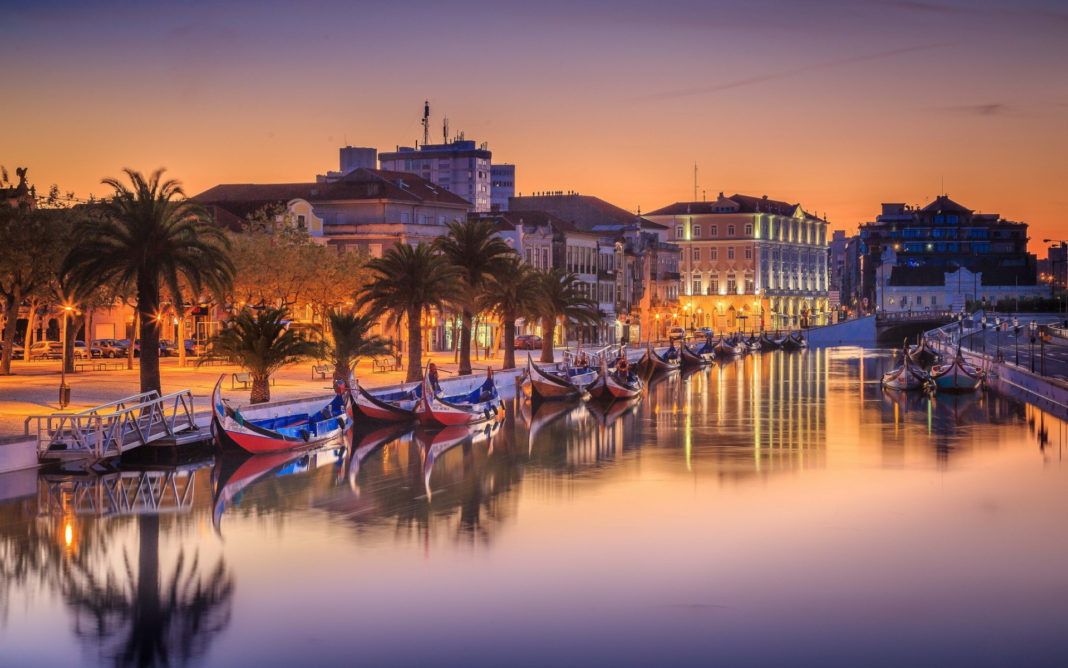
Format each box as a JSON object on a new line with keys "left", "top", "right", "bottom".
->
{"left": 26, "top": 389, "right": 199, "bottom": 461}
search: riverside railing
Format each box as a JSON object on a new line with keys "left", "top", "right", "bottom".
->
{"left": 26, "top": 389, "right": 200, "bottom": 462}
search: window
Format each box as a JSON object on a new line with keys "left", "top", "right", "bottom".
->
{"left": 727, "top": 247, "right": 735, "bottom": 260}
{"left": 710, "top": 225, "right": 718, "bottom": 237}
{"left": 710, "top": 248, "right": 718, "bottom": 261}
{"left": 692, "top": 248, "right": 700, "bottom": 261}
{"left": 400, "top": 212, "right": 409, "bottom": 223}
{"left": 931, "top": 295, "right": 937, "bottom": 305}
{"left": 709, "top": 277, "right": 719, "bottom": 294}
{"left": 693, "top": 225, "right": 701, "bottom": 238}
{"left": 676, "top": 226, "right": 684, "bottom": 239}
{"left": 727, "top": 276, "right": 737, "bottom": 294}
{"left": 296, "top": 214, "right": 306, "bottom": 229}
{"left": 745, "top": 223, "right": 752, "bottom": 236}
{"left": 692, "top": 279, "right": 703, "bottom": 295}
{"left": 728, "top": 225, "right": 735, "bottom": 236}
{"left": 744, "top": 277, "right": 754, "bottom": 293}
{"left": 744, "top": 247, "right": 752, "bottom": 260}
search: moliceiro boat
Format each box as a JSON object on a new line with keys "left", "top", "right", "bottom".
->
{"left": 928, "top": 348, "right": 984, "bottom": 393}
{"left": 590, "top": 356, "right": 645, "bottom": 401}
{"left": 881, "top": 346, "right": 929, "bottom": 391}
{"left": 908, "top": 336, "right": 942, "bottom": 368}
{"left": 521, "top": 355, "right": 599, "bottom": 401}
{"left": 211, "top": 376, "right": 352, "bottom": 454}
{"left": 680, "top": 340, "right": 715, "bottom": 366}
{"left": 713, "top": 336, "right": 743, "bottom": 357}
{"left": 644, "top": 344, "right": 681, "bottom": 373}
{"left": 415, "top": 367, "right": 505, "bottom": 426}
{"left": 350, "top": 380, "right": 420, "bottom": 422}
{"left": 758, "top": 332, "right": 782, "bottom": 350}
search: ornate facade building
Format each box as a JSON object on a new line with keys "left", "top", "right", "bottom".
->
{"left": 645, "top": 194, "right": 830, "bottom": 333}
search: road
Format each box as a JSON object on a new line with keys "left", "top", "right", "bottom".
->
{"left": 960, "top": 322, "right": 1068, "bottom": 381}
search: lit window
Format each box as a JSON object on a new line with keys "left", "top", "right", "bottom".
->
{"left": 693, "top": 248, "right": 700, "bottom": 261}
{"left": 727, "top": 247, "right": 735, "bottom": 260}
{"left": 728, "top": 225, "right": 735, "bottom": 235}
{"left": 745, "top": 224, "right": 752, "bottom": 236}
{"left": 693, "top": 225, "right": 701, "bottom": 238}
{"left": 676, "top": 226, "right": 683, "bottom": 239}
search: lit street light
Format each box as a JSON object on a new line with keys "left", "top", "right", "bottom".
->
{"left": 1029, "top": 320, "right": 1037, "bottom": 373}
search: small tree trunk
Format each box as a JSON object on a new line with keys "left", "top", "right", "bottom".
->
{"left": 406, "top": 307, "right": 423, "bottom": 383}
{"left": 63, "top": 313, "right": 80, "bottom": 374}
{"left": 502, "top": 318, "right": 517, "bottom": 369}
{"left": 128, "top": 312, "right": 137, "bottom": 370}
{"left": 23, "top": 304, "right": 35, "bottom": 356}
{"left": 177, "top": 315, "right": 187, "bottom": 368}
{"left": 250, "top": 376, "right": 271, "bottom": 404}
{"left": 458, "top": 309, "right": 473, "bottom": 375}
{"left": 540, "top": 321, "right": 556, "bottom": 364}
{"left": 0, "top": 289, "right": 17, "bottom": 375}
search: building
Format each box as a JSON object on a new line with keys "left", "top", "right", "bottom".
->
{"left": 878, "top": 263, "right": 1047, "bottom": 313}
{"left": 379, "top": 139, "right": 493, "bottom": 212}
{"left": 645, "top": 193, "right": 830, "bottom": 333}
{"left": 194, "top": 167, "right": 472, "bottom": 254}
{"left": 317, "top": 147, "right": 378, "bottom": 183}
{"left": 1047, "top": 242, "right": 1067, "bottom": 290}
{"left": 490, "top": 164, "right": 515, "bottom": 212}
{"left": 858, "top": 196, "right": 1036, "bottom": 308}
{"left": 509, "top": 192, "right": 681, "bottom": 342}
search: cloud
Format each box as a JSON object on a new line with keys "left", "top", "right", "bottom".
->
{"left": 630, "top": 43, "right": 948, "bottom": 103}
{"left": 939, "top": 103, "right": 1011, "bottom": 116}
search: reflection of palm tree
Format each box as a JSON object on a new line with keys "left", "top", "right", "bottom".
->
{"left": 62, "top": 515, "right": 234, "bottom": 667}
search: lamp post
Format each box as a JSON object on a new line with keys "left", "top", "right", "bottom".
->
{"left": 59, "top": 304, "right": 73, "bottom": 409}
{"left": 995, "top": 315, "right": 1001, "bottom": 362}
{"left": 1014, "top": 316, "right": 1020, "bottom": 366}
{"left": 1029, "top": 320, "right": 1037, "bottom": 372}
{"left": 981, "top": 314, "right": 987, "bottom": 357}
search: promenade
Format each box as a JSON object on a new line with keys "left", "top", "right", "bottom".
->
{"left": 0, "top": 352, "right": 514, "bottom": 440}
{"left": 963, "top": 323, "right": 1068, "bottom": 381}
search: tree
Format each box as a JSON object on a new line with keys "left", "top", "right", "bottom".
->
{"left": 479, "top": 257, "right": 542, "bottom": 370}
{"left": 63, "top": 169, "right": 233, "bottom": 395}
{"left": 201, "top": 306, "right": 316, "bottom": 403}
{"left": 358, "top": 243, "right": 458, "bottom": 383}
{"left": 533, "top": 268, "right": 600, "bottom": 363}
{"left": 0, "top": 206, "right": 68, "bottom": 375}
{"left": 325, "top": 309, "right": 392, "bottom": 384}
{"left": 434, "top": 219, "right": 516, "bottom": 375}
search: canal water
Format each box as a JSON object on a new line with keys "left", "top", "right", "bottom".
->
{"left": 1, "top": 348, "right": 1066, "bottom": 667}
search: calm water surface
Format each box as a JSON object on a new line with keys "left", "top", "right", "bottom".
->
{"left": 2, "top": 348, "right": 1067, "bottom": 667}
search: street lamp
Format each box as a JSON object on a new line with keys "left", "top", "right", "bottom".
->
{"left": 1029, "top": 320, "right": 1037, "bottom": 373}
{"left": 981, "top": 314, "right": 987, "bottom": 357}
{"left": 1014, "top": 316, "right": 1020, "bottom": 366}
{"left": 995, "top": 315, "right": 1001, "bottom": 361}
{"left": 59, "top": 304, "right": 74, "bottom": 408}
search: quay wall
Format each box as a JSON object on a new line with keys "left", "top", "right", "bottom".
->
{"left": 804, "top": 316, "right": 876, "bottom": 347}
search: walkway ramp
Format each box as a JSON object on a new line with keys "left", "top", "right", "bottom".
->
{"left": 26, "top": 390, "right": 202, "bottom": 463}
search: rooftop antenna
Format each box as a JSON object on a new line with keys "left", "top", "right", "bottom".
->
{"left": 443, "top": 116, "right": 449, "bottom": 144}
{"left": 421, "top": 99, "right": 430, "bottom": 147}
{"left": 693, "top": 162, "right": 698, "bottom": 202}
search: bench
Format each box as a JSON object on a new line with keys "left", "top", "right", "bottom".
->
{"left": 312, "top": 364, "right": 331, "bottom": 380}
{"left": 372, "top": 357, "right": 397, "bottom": 373}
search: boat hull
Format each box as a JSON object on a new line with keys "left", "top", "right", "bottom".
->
{"left": 351, "top": 383, "right": 416, "bottom": 422}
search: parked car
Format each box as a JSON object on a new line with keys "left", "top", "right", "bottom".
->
{"left": 92, "top": 339, "right": 126, "bottom": 358}
{"left": 183, "top": 339, "right": 199, "bottom": 356}
{"left": 159, "top": 339, "right": 178, "bottom": 357}
{"left": 0, "top": 341, "right": 24, "bottom": 359}
{"left": 695, "top": 327, "right": 715, "bottom": 339}
{"left": 514, "top": 334, "right": 543, "bottom": 350}
{"left": 667, "top": 326, "right": 686, "bottom": 340}
{"left": 75, "top": 341, "right": 101, "bottom": 358}
{"left": 118, "top": 339, "right": 140, "bottom": 357}
{"left": 28, "top": 341, "right": 63, "bottom": 360}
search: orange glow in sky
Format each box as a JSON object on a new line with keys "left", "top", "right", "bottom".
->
{"left": 2, "top": 0, "right": 1066, "bottom": 248}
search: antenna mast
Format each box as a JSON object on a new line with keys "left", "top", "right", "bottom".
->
{"left": 422, "top": 100, "right": 430, "bottom": 147}
{"left": 693, "top": 162, "right": 698, "bottom": 201}
{"left": 443, "top": 116, "right": 449, "bottom": 143}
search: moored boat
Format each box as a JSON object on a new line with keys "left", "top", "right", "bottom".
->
{"left": 211, "top": 376, "right": 352, "bottom": 454}
{"left": 644, "top": 344, "right": 681, "bottom": 373}
{"left": 780, "top": 332, "right": 804, "bottom": 351}
{"left": 929, "top": 348, "right": 984, "bottom": 393}
{"left": 759, "top": 332, "right": 782, "bottom": 350}
{"left": 350, "top": 380, "right": 420, "bottom": 422}
{"left": 589, "top": 355, "right": 645, "bottom": 401}
{"left": 881, "top": 346, "right": 929, "bottom": 391}
{"left": 521, "top": 355, "right": 600, "bottom": 401}
{"left": 680, "top": 341, "right": 715, "bottom": 366}
{"left": 713, "top": 336, "right": 742, "bottom": 357}
{"left": 415, "top": 367, "right": 505, "bottom": 426}
{"left": 908, "top": 336, "right": 942, "bottom": 368}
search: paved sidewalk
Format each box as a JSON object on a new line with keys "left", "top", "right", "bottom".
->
{"left": 0, "top": 350, "right": 522, "bottom": 440}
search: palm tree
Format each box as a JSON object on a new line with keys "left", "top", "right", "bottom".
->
{"left": 479, "top": 258, "right": 542, "bottom": 369}
{"left": 434, "top": 219, "right": 516, "bottom": 375}
{"left": 62, "top": 169, "right": 232, "bottom": 395}
{"left": 358, "top": 243, "right": 458, "bottom": 383}
{"left": 201, "top": 306, "right": 316, "bottom": 403}
{"left": 325, "top": 309, "right": 392, "bottom": 384}
{"left": 534, "top": 268, "right": 600, "bottom": 364}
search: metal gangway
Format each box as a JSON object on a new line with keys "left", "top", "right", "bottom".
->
{"left": 25, "top": 390, "right": 203, "bottom": 463}
{"left": 37, "top": 463, "right": 210, "bottom": 518}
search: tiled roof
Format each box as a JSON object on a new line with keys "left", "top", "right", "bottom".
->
{"left": 193, "top": 168, "right": 471, "bottom": 208}
{"left": 647, "top": 194, "right": 820, "bottom": 219}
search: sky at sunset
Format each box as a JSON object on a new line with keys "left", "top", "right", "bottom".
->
{"left": 2, "top": 0, "right": 1066, "bottom": 248}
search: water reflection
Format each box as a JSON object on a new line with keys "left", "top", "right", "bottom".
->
{"left": 2, "top": 348, "right": 1067, "bottom": 666}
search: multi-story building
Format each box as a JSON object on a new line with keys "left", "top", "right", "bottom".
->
{"left": 490, "top": 164, "right": 515, "bottom": 212}
{"left": 858, "top": 196, "right": 1036, "bottom": 308}
{"left": 645, "top": 193, "right": 830, "bottom": 332}
{"left": 1048, "top": 242, "right": 1067, "bottom": 291}
{"left": 509, "top": 192, "right": 681, "bottom": 342}
{"left": 379, "top": 140, "right": 493, "bottom": 212}
{"left": 316, "top": 146, "right": 378, "bottom": 183}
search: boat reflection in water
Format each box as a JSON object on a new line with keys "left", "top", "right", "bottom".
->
{"left": 3, "top": 348, "right": 1068, "bottom": 666}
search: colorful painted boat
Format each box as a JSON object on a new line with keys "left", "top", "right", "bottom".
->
{"left": 759, "top": 332, "right": 782, "bottom": 350}
{"left": 590, "top": 356, "right": 645, "bottom": 401}
{"left": 746, "top": 334, "right": 763, "bottom": 352}
{"left": 780, "top": 333, "right": 804, "bottom": 351}
{"left": 680, "top": 341, "right": 715, "bottom": 366}
{"left": 415, "top": 367, "right": 505, "bottom": 426}
{"left": 521, "top": 355, "right": 600, "bottom": 401}
{"left": 929, "top": 349, "right": 984, "bottom": 393}
{"left": 881, "top": 347, "right": 929, "bottom": 391}
{"left": 350, "top": 380, "right": 420, "bottom": 422}
{"left": 713, "top": 336, "right": 743, "bottom": 357}
{"left": 644, "top": 344, "right": 681, "bottom": 373}
{"left": 211, "top": 376, "right": 352, "bottom": 454}
{"left": 907, "top": 336, "right": 942, "bottom": 368}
